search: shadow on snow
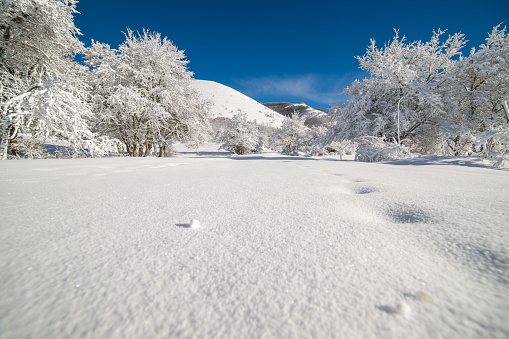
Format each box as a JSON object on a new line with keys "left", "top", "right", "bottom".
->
{"left": 380, "top": 155, "right": 507, "bottom": 171}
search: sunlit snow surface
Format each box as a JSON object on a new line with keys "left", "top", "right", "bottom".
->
{"left": 1, "top": 145, "right": 508, "bottom": 338}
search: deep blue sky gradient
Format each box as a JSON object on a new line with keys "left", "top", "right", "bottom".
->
{"left": 74, "top": 0, "right": 508, "bottom": 109}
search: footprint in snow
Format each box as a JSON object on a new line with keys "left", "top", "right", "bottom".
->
{"left": 384, "top": 204, "right": 438, "bottom": 224}
{"left": 353, "top": 185, "right": 379, "bottom": 195}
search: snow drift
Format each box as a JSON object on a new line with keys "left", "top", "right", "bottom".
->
{"left": 1, "top": 146, "right": 508, "bottom": 338}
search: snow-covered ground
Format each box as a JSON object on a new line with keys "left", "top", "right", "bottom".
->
{"left": 191, "top": 80, "right": 285, "bottom": 127}
{"left": 1, "top": 144, "right": 508, "bottom": 338}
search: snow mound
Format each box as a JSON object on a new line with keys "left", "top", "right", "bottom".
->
{"left": 190, "top": 219, "right": 201, "bottom": 229}
{"left": 191, "top": 80, "right": 285, "bottom": 128}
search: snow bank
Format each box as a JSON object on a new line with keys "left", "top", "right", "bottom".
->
{"left": 1, "top": 150, "right": 508, "bottom": 338}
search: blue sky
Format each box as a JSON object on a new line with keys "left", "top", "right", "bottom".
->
{"left": 74, "top": 0, "right": 508, "bottom": 109}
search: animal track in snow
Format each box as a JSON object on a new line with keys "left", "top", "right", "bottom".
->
{"left": 383, "top": 203, "right": 437, "bottom": 224}
{"left": 352, "top": 185, "right": 379, "bottom": 195}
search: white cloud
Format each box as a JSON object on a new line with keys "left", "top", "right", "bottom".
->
{"left": 234, "top": 74, "right": 356, "bottom": 106}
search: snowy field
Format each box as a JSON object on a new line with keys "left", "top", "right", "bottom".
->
{"left": 1, "top": 144, "right": 508, "bottom": 338}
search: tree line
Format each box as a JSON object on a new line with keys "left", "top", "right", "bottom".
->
{"left": 0, "top": 0, "right": 209, "bottom": 159}
{"left": 1, "top": 0, "right": 507, "bottom": 165}
{"left": 323, "top": 27, "right": 509, "bottom": 166}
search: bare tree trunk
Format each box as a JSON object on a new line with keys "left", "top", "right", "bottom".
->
{"left": 143, "top": 140, "right": 152, "bottom": 157}
{"left": 158, "top": 144, "right": 165, "bottom": 157}
{"left": 0, "top": 122, "right": 9, "bottom": 160}
{"left": 503, "top": 101, "right": 509, "bottom": 126}
{"left": 116, "top": 143, "right": 123, "bottom": 156}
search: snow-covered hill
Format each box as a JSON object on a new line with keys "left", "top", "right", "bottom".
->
{"left": 191, "top": 80, "right": 285, "bottom": 128}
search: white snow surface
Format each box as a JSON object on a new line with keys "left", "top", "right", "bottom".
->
{"left": 1, "top": 144, "right": 508, "bottom": 338}
{"left": 191, "top": 80, "right": 285, "bottom": 127}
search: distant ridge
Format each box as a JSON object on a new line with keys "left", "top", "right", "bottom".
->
{"left": 263, "top": 102, "right": 328, "bottom": 127}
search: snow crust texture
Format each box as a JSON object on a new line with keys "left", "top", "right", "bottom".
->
{"left": 1, "top": 149, "right": 508, "bottom": 338}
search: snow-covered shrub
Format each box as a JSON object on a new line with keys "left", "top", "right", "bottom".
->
{"left": 474, "top": 127, "right": 509, "bottom": 168}
{"left": 354, "top": 136, "right": 415, "bottom": 162}
{"left": 257, "top": 124, "right": 277, "bottom": 152}
{"left": 271, "top": 115, "right": 312, "bottom": 155}
{"left": 308, "top": 125, "right": 329, "bottom": 155}
{"left": 1, "top": 81, "right": 96, "bottom": 159}
{"left": 324, "top": 140, "right": 357, "bottom": 156}
{"left": 438, "top": 130, "right": 476, "bottom": 156}
{"left": 219, "top": 112, "right": 260, "bottom": 155}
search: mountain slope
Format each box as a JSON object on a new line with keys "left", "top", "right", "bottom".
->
{"left": 191, "top": 80, "right": 284, "bottom": 128}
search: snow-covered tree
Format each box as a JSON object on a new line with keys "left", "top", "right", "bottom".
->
{"left": 445, "top": 24, "right": 509, "bottom": 132}
{"left": 0, "top": 0, "right": 93, "bottom": 158}
{"left": 1, "top": 80, "right": 100, "bottom": 158}
{"left": 0, "top": 0, "right": 84, "bottom": 84}
{"left": 324, "top": 29, "right": 466, "bottom": 155}
{"left": 450, "top": 25, "right": 509, "bottom": 165}
{"left": 86, "top": 29, "right": 210, "bottom": 157}
{"left": 219, "top": 112, "right": 260, "bottom": 155}
{"left": 271, "top": 115, "right": 312, "bottom": 155}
